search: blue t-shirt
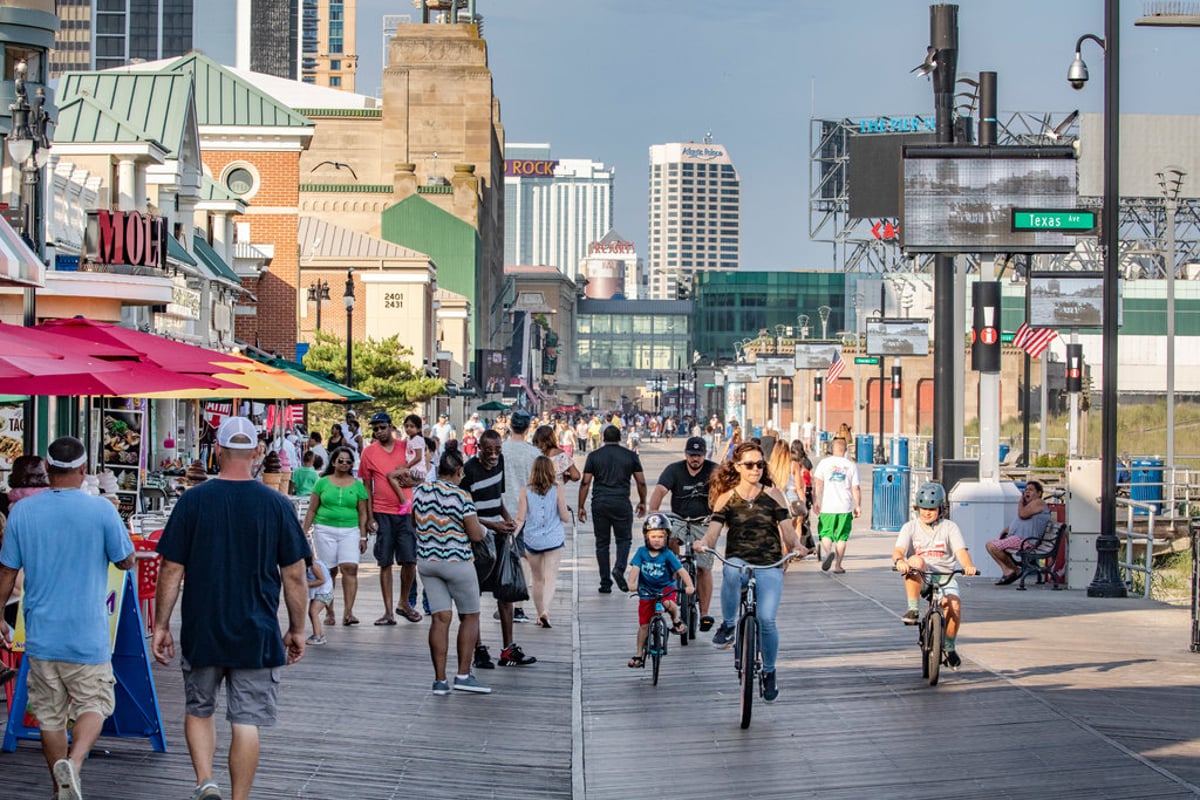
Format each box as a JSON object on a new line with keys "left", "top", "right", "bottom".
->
{"left": 0, "top": 489, "right": 133, "bottom": 664}
{"left": 157, "top": 478, "right": 309, "bottom": 669}
{"left": 630, "top": 546, "right": 683, "bottom": 597}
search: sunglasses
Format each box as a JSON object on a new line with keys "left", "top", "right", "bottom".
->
{"left": 334, "top": 459, "right": 353, "bottom": 465}
{"left": 737, "top": 461, "right": 766, "bottom": 470}
{"left": 371, "top": 425, "right": 390, "bottom": 431}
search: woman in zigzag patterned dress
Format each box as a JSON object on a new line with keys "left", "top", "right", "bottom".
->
{"left": 411, "top": 442, "right": 492, "bottom": 695}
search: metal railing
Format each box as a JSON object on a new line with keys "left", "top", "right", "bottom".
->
{"left": 1117, "top": 497, "right": 1158, "bottom": 598}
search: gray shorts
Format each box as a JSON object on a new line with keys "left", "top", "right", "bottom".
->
{"left": 419, "top": 558, "right": 481, "bottom": 615}
{"left": 374, "top": 512, "right": 416, "bottom": 567}
{"left": 669, "top": 515, "right": 714, "bottom": 570}
{"left": 182, "top": 658, "right": 281, "bottom": 727}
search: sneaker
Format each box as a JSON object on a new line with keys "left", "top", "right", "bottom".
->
{"left": 821, "top": 550, "right": 836, "bottom": 571}
{"left": 513, "top": 607, "right": 531, "bottom": 623}
{"left": 712, "top": 622, "right": 735, "bottom": 649}
{"left": 431, "top": 680, "right": 451, "bottom": 696}
{"left": 493, "top": 610, "right": 501, "bottom": 620}
{"left": 945, "top": 650, "right": 962, "bottom": 670}
{"left": 190, "top": 779, "right": 222, "bottom": 799}
{"left": 305, "top": 635, "right": 326, "bottom": 645}
{"left": 473, "top": 644, "right": 495, "bottom": 670}
{"left": 763, "top": 670, "right": 779, "bottom": 703}
{"left": 598, "top": 585, "right": 612, "bottom": 594}
{"left": 453, "top": 674, "right": 492, "bottom": 693}
{"left": 901, "top": 609, "right": 919, "bottom": 626}
{"left": 54, "top": 759, "right": 82, "bottom": 800}
{"left": 498, "top": 643, "right": 537, "bottom": 666}
{"left": 612, "top": 571, "right": 630, "bottom": 593}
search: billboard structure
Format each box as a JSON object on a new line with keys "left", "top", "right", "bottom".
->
{"left": 1028, "top": 272, "right": 1108, "bottom": 329}
{"left": 794, "top": 341, "right": 841, "bottom": 370}
{"left": 848, "top": 132, "right": 936, "bottom": 219}
{"left": 901, "top": 145, "right": 1081, "bottom": 254}
{"left": 724, "top": 364, "right": 758, "bottom": 383}
{"left": 866, "top": 318, "right": 930, "bottom": 357}
{"left": 755, "top": 356, "right": 793, "bottom": 378}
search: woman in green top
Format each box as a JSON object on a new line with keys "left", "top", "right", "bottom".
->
{"left": 302, "top": 446, "right": 369, "bottom": 626}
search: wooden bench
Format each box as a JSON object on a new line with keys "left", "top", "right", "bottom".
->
{"left": 1013, "top": 520, "right": 1068, "bottom": 591}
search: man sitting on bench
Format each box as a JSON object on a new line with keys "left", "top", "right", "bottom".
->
{"left": 986, "top": 480, "right": 1052, "bottom": 586}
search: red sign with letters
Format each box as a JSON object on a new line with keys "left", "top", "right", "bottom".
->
{"left": 85, "top": 209, "right": 167, "bottom": 269}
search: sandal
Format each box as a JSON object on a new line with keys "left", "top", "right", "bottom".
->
{"left": 671, "top": 621, "right": 687, "bottom": 635}
{"left": 627, "top": 655, "right": 645, "bottom": 668}
{"left": 397, "top": 606, "right": 423, "bottom": 623}
{"left": 536, "top": 616, "right": 552, "bottom": 629}
{"left": 373, "top": 616, "right": 397, "bottom": 626}
{"left": 699, "top": 616, "right": 715, "bottom": 632}
{"left": 343, "top": 616, "right": 360, "bottom": 626}
{"left": 323, "top": 614, "right": 336, "bottom": 626}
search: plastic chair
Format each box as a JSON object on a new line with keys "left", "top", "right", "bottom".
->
{"left": 133, "top": 540, "right": 161, "bottom": 635}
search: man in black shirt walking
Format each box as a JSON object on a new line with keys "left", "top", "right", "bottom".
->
{"left": 648, "top": 436, "right": 717, "bottom": 630}
{"left": 578, "top": 425, "right": 646, "bottom": 593}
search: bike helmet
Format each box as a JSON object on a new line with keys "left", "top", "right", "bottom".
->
{"left": 914, "top": 481, "right": 946, "bottom": 510}
{"left": 643, "top": 513, "right": 672, "bottom": 535}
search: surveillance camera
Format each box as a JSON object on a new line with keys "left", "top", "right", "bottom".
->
{"left": 1067, "top": 54, "right": 1088, "bottom": 90}
{"left": 1069, "top": 77, "right": 1087, "bottom": 90}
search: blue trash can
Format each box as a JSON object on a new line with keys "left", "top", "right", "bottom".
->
{"left": 999, "top": 443, "right": 1011, "bottom": 462}
{"left": 752, "top": 425, "right": 763, "bottom": 440}
{"left": 892, "top": 437, "right": 909, "bottom": 467}
{"left": 819, "top": 430, "right": 830, "bottom": 455}
{"left": 855, "top": 434, "right": 874, "bottom": 464}
{"left": 1130, "top": 458, "right": 1164, "bottom": 514}
{"left": 871, "top": 466, "right": 911, "bottom": 532}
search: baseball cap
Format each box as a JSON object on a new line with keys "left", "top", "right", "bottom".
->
{"left": 369, "top": 411, "right": 392, "bottom": 425}
{"left": 438, "top": 412, "right": 448, "bottom": 419}
{"left": 216, "top": 417, "right": 258, "bottom": 449}
{"left": 684, "top": 436, "right": 706, "bottom": 456}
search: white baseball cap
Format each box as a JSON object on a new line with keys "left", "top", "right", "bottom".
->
{"left": 216, "top": 416, "right": 258, "bottom": 449}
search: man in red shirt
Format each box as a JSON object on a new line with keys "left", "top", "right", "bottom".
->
{"left": 359, "top": 412, "right": 422, "bottom": 625}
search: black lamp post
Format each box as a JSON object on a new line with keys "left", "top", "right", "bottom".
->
{"left": 307, "top": 279, "right": 330, "bottom": 331}
{"left": 7, "top": 59, "right": 51, "bottom": 454}
{"left": 1070, "top": 3, "right": 1126, "bottom": 598}
{"left": 342, "top": 269, "right": 355, "bottom": 389}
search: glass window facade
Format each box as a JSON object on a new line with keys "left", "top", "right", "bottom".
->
{"left": 575, "top": 300, "right": 693, "bottom": 378}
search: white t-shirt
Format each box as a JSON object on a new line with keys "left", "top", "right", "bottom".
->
{"left": 813, "top": 455, "right": 860, "bottom": 514}
{"left": 800, "top": 421, "right": 815, "bottom": 443}
{"left": 406, "top": 434, "right": 427, "bottom": 481}
{"left": 894, "top": 518, "right": 967, "bottom": 574}
{"left": 501, "top": 438, "right": 540, "bottom": 515}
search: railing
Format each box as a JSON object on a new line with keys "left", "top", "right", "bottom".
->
{"left": 1117, "top": 497, "right": 1158, "bottom": 599}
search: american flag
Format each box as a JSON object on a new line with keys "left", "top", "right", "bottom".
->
{"left": 1013, "top": 322, "right": 1058, "bottom": 359}
{"left": 825, "top": 350, "right": 846, "bottom": 383}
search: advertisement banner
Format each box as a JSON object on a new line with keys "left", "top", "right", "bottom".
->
{"left": 0, "top": 404, "right": 24, "bottom": 471}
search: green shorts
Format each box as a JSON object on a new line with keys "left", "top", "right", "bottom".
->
{"left": 818, "top": 512, "right": 854, "bottom": 543}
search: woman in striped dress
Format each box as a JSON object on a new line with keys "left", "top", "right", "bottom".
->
{"left": 412, "top": 442, "right": 490, "bottom": 695}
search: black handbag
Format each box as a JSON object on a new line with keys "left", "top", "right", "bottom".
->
{"left": 472, "top": 531, "right": 497, "bottom": 585}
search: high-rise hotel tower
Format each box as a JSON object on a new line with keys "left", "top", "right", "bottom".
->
{"left": 647, "top": 140, "right": 740, "bottom": 300}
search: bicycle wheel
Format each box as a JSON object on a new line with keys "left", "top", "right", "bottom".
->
{"left": 919, "top": 611, "right": 930, "bottom": 679}
{"left": 739, "top": 615, "right": 758, "bottom": 729}
{"left": 678, "top": 584, "right": 691, "bottom": 647}
{"left": 650, "top": 617, "right": 664, "bottom": 686}
{"left": 925, "top": 611, "right": 943, "bottom": 686}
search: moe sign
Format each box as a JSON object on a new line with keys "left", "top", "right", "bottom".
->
{"left": 84, "top": 209, "right": 167, "bottom": 269}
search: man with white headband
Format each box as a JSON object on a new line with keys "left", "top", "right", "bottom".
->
{"left": 0, "top": 436, "right": 135, "bottom": 800}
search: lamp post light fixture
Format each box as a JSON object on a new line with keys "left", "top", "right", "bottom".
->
{"left": 342, "top": 268, "right": 355, "bottom": 389}
{"left": 307, "top": 279, "right": 331, "bottom": 331}
{"left": 1070, "top": 2, "right": 1126, "bottom": 598}
{"left": 1158, "top": 165, "right": 1185, "bottom": 494}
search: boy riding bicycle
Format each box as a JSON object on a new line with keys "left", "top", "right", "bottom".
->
{"left": 891, "top": 482, "right": 979, "bottom": 669}
{"left": 627, "top": 513, "right": 695, "bottom": 668}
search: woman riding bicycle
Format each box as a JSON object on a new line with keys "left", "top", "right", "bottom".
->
{"left": 696, "top": 442, "right": 808, "bottom": 702}
{"left": 892, "top": 482, "right": 979, "bottom": 669}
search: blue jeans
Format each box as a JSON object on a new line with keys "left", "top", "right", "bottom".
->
{"left": 720, "top": 560, "right": 784, "bottom": 673}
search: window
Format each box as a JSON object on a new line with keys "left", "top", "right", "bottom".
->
{"left": 222, "top": 162, "right": 261, "bottom": 199}
{"left": 330, "top": 59, "right": 341, "bottom": 70}
{"left": 329, "top": 76, "right": 342, "bottom": 87}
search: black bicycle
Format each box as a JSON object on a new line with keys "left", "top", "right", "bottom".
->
{"left": 902, "top": 568, "right": 965, "bottom": 686}
{"left": 666, "top": 513, "right": 708, "bottom": 645}
{"left": 709, "top": 550, "right": 798, "bottom": 728}
{"left": 630, "top": 589, "right": 673, "bottom": 685}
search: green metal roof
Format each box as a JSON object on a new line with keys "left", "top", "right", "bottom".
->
{"left": 166, "top": 234, "right": 197, "bottom": 267}
{"left": 158, "top": 53, "right": 312, "bottom": 129}
{"left": 192, "top": 235, "right": 241, "bottom": 285}
{"left": 56, "top": 72, "right": 194, "bottom": 156}
{"left": 200, "top": 174, "right": 243, "bottom": 204}
{"left": 380, "top": 194, "right": 480, "bottom": 315}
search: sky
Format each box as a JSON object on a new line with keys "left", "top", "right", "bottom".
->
{"left": 255, "top": 1, "right": 1200, "bottom": 270}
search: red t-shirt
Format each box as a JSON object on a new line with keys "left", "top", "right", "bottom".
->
{"left": 358, "top": 439, "right": 411, "bottom": 514}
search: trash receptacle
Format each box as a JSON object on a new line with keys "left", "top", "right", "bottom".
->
{"left": 872, "top": 465, "right": 911, "bottom": 532}
{"left": 1130, "top": 458, "right": 1164, "bottom": 514}
{"left": 999, "top": 443, "right": 1011, "bottom": 462}
{"left": 752, "top": 425, "right": 763, "bottom": 440}
{"left": 892, "top": 436, "right": 909, "bottom": 466}
{"left": 855, "top": 434, "right": 874, "bottom": 464}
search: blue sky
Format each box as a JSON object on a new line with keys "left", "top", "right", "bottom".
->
{"left": 339, "top": 1, "right": 1200, "bottom": 269}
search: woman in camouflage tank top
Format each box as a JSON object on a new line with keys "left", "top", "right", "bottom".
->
{"left": 696, "top": 443, "right": 809, "bottom": 702}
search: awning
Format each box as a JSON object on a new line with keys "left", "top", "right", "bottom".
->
{"left": 0, "top": 214, "right": 44, "bottom": 288}
{"left": 248, "top": 353, "right": 372, "bottom": 403}
{"left": 192, "top": 235, "right": 241, "bottom": 286}
{"left": 166, "top": 234, "right": 197, "bottom": 267}
{"left": 141, "top": 356, "right": 342, "bottom": 401}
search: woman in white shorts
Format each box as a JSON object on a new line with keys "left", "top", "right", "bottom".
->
{"left": 412, "top": 443, "right": 490, "bottom": 695}
{"left": 301, "top": 446, "right": 368, "bottom": 626}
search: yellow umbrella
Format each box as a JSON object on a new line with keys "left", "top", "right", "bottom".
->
{"left": 141, "top": 357, "right": 341, "bottom": 401}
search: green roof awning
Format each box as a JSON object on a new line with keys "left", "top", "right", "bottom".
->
{"left": 192, "top": 235, "right": 241, "bottom": 285}
{"left": 166, "top": 234, "right": 197, "bottom": 267}
{"left": 247, "top": 353, "right": 372, "bottom": 403}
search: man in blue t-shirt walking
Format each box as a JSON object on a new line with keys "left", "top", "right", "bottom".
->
{"left": 0, "top": 436, "right": 135, "bottom": 800}
{"left": 154, "top": 417, "right": 310, "bottom": 800}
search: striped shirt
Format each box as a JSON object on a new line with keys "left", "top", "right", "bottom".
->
{"left": 462, "top": 457, "right": 505, "bottom": 522}
{"left": 413, "top": 479, "right": 477, "bottom": 562}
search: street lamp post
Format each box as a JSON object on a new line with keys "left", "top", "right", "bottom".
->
{"left": 1070, "top": 2, "right": 1126, "bottom": 598}
{"left": 343, "top": 269, "right": 355, "bottom": 389}
{"left": 307, "top": 279, "right": 330, "bottom": 331}
{"left": 1158, "top": 166, "right": 1185, "bottom": 494}
{"left": 7, "top": 59, "right": 51, "bottom": 454}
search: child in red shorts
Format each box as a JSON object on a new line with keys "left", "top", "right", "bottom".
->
{"left": 626, "top": 513, "right": 695, "bottom": 668}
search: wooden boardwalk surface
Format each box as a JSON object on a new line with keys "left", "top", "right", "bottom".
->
{"left": 3, "top": 439, "right": 1199, "bottom": 798}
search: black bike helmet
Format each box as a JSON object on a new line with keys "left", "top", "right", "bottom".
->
{"left": 914, "top": 481, "right": 946, "bottom": 510}
{"left": 643, "top": 512, "right": 672, "bottom": 535}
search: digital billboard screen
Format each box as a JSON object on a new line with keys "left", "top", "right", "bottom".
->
{"left": 755, "top": 356, "right": 793, "bottom": 378}
{"left": 794, "top": 341, "right": 841, "bottom": 370}
{"left": 1028, "top": 272, "right": 1106, "bottom": 329}
{"left": 866, "top": 318, "right": 930, "bottom": 357}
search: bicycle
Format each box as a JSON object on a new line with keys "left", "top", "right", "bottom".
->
{"left": 629, "top": 589, "right": 674, "bottom": 686}
{"left": 664, "top": 512, "right": 708, "bottom": 645}
{"left": 708, "top": 550, "right": 798, "bottom": 728}
{"left": 899, "top": 567, "right": 965, "bottom": 686}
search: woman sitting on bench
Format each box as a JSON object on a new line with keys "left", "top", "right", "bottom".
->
{"left": 985, "top": 481, "right": 1051, "bottom": 585}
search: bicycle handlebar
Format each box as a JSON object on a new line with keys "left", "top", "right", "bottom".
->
{"left": 706, "top": 550, "right": 798, "bottom": 571}
{"left": 894, "top": 566, "right": 969, "bottom": 584}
